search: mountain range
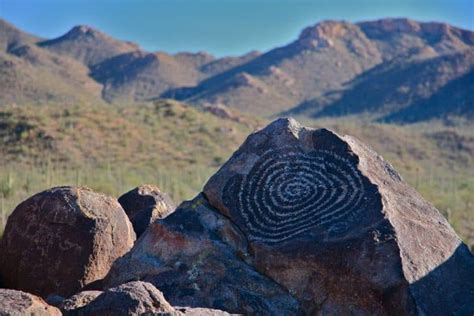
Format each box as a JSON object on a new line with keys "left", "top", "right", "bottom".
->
{"left": 0, "top": 18, "right": 473, "bottom": 122}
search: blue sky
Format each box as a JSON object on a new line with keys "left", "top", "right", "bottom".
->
{"left": 1, "top": 0, "right": 473, "bottom": 57}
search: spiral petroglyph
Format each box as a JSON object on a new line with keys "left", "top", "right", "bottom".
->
{"left": 229, "top": 146, "right": 367, "bottom": 243}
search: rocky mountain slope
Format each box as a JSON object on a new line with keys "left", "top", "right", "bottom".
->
{"left": 289, "top": 49, "right": 474, "bottom": 121}
{"left": 0, "top": 18, "right": 472, "bottom": 121}
{"left": 0, "top": 20, "right": 104, "bottom": 105}
{"left": 167, "top": 19, "right": 473, "bottom": 118}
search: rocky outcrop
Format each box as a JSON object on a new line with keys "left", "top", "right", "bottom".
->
{"left": 104, "top": 118, "right": 473, "bottom": 315}
{"left": 0, "top": 288, "right": 62, "bottom": 316}
{"left": 203, "top": 118, "right": 473, "bottom": 314}
{"left": 103, "top": 193, "right": 301, "bottom": 315}
{"left": 0, "top": 186, "right": 136, "bottom": 298}
{"left": 118, "top": 185, "right": 176, "bottom": 237}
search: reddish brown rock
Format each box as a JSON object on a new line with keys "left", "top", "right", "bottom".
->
{"left": 118, "top": 184, "right": 176, "bottom": 237}
{"left": 69, "top": 281, "right": 180, "bottom": 315}
{"left": 103, "top": 194, "right": 301, "bottom": 315}
{"left": 0, "top": 288, "right": 62, "bottom": 316}
{"left": 203, "top": 118, "right": 474, "bottom": 314}
{"left": 0, "top": 186, "right": 136, "bottom": 298}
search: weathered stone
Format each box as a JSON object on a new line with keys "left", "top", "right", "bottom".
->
{"left": 118, "top": 184, "right": 176, "bottom": 237}
{"left": 0, "top": 288, "right": 61, "bottom": 316}
{"left": 100, "top": 118, "right": 473, "bottom": 314}
{"left": 59, "top": 290, "right": 102, "bottom": 313}
{"left": 70, "top": 281, "right": 180, "bottom": 315}
{"left": 203, "top": 118, "right": 474, "bottom": 314}
{"left": 0, "top": 186, "right": 136, "bottom": 298}
{"left": 103, "top": 194, "right": 301, "bottom": 315}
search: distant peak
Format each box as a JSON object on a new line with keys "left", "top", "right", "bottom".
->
{"left": 299, "top": 20, "right": 352, "bottom": 40}
{"left": 297, "top": 20, "right": 356, "bottom": 49}
{"left": 65, "top": 25, "right": 103, "bottom": 39}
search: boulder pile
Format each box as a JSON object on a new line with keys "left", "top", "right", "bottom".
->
{"left": 0, "top": 118, "right": 472, "bottom": 315}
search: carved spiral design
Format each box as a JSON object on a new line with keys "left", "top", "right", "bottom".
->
{"left": 236, "top": 147, "right": 366, "bottom": 243}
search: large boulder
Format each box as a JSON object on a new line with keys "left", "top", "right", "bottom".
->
{"left": 68, "top": 281, "right": 180, "bottom": 315}
{"left": 203, "top": 118, "right": 474, "bottom": 314}
{"left": 0, "top": 288, "right": 61, "bottom": 316}
{"left": 0, "top": 186, "right": 136, "bottom": 298}
{"left": 103, "top": 194, "right": 301, "bottom": 315}
{"left": 118, "top": 184, "right": 176, "bottom": 237}
{"left": 102, "top": 118, "right": 473, "bottom": 315}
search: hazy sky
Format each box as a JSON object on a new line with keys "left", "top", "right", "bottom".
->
{"left": 1, "top": 0, "right": 473, "bottom": 56}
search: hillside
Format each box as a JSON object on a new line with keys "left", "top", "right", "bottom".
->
{"left": 0, "top": 19, "right": 40, "bottom": 51}
{"left": 168, "top": 19, "right": 474, "bottom": 118}
{"left": 0, "top": 100, "right": 472, "bottom": 249}
{"left": 0, "top": 18, "right": 472, "bottom": 122}
{"left": 288, "top": 49, "right": 474, "bottom": 119}
{"left": 38, "top": 25, "right": 140, "bottom": 66}
{"left": 0, "top": 21, "right": 104, "bottom": 105}
{"left": 0, "top": 99, "right": 259, "bottom": 232}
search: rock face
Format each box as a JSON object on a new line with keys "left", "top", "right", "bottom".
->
{"left": 104, "top": 193, "right": 301, "bottom": 315}
{"left": 203, "top": 118, "right": 474, "bottom": 314}
{"left": 118, "top": 184, "right": 176, "bottom": 237}
{"left": 0, "top": 288, "right": 62, "bottom": 316}
{"left": 68, "top": 281, "right": 180, "bottom": 315}
{"left": 104, "top": 118, "right": 473, "bottom": 315}
{"left": 0, "top": 186, "right": 136, "bottom": 298}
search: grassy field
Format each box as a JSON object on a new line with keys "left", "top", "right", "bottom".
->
{"left": 0, "top": 101, "right": 472, "bottom": 250}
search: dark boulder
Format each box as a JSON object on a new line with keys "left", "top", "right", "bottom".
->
{"left": 0, "top": 186, "right": 136, "bottom": 298}
{"left": 0, "top": 288, "right": 61, "bottom": 316}
{"left": 203, "top": 118, "right": 474, "bottom": 314}
{"left": 99, "top": 118, "right": 474, "bottom": 314}
{"left": 118, "top": 184, "right": 176, "bottom": 237}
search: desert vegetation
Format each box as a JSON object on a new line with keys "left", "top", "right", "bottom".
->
{"left": 0, "top": 100, "right": 472, "bottom": 250}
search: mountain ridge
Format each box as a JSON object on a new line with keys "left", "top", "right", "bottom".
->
{"left": 0, "top": 17, "right": 472, "bottom": 122}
